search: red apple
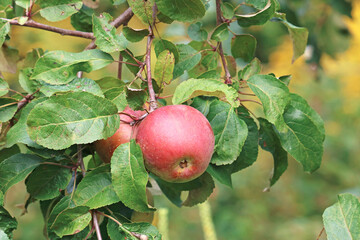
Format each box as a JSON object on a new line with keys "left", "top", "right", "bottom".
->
{"left": 136, "top": 105, "right": 215, "bottom": 183}
{"left": 94, "top": 107, "right": 145, "bottom": 163}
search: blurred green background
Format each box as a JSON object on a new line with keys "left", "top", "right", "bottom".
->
{"left": 3, "top": 0, "right": 360, "bottom": 240}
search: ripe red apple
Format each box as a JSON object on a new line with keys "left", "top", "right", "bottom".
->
{"left": 94, "top": 107, "right": 145, "bottom": 163}
{"left": 136, "top": 105, "right": 215, "bottom": 183}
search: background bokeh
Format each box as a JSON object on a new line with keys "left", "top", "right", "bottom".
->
{"left": 3, "top": 0, "right": 360, "bottom": 239}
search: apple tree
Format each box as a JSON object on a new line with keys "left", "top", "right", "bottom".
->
{"left": 0, "top": 0, "right": 339, "bottom": 239}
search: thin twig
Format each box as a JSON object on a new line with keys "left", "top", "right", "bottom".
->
{"left": 215, "top": 0, "right": 232, "bottom": 84}
{"left": 145, "top": 5, "right": 158, "bottom": 112}
{"left": 114, "top": 60, "right": 140, "bottom": 67}
{"left": 92, "top": 212, "right": 102, "bottom": 240}
{"left": 4, "top": 18, "right": 94, "bottom": 39}
{"left": 7, "top": 88, "right": 26, "bottom": 98}
{"left": 316, "top": 227, "right": 325, "bottom": 240}
{"left": 118, "top": 53, "right": 123, "bottom": 80}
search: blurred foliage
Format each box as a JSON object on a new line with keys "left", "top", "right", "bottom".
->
{"left": 3, "top": 0, "right": 360, "bottom": 239}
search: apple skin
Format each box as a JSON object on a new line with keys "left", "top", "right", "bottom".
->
{"left": 94, "top": 107, "right": 145, "bottom": 163}
{"left": 136, "top": 105, "right": 215, "bottom": 183}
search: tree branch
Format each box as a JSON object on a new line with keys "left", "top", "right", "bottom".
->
{"left": 215, "top": 0, "right": 232, "bottom": 85}
{"left": 4, "top": 19, "right": 94, "bottom": 39}
{"left": 145, "top": 5, "right": 158, "bottom": 112}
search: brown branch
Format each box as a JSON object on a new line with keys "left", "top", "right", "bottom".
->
{"left": 145, "top": 5, "right": 158, "bottom": 112}
{"left": 215, "top": 0, "right": 232, "bottom": 85}
{"left": 5, "top": 19, "right": 94, "bottom": 39}
{"left": 118, "top": 53, "right": 123, "bottom": 80}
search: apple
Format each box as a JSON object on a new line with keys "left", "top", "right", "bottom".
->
{"left": 136, "top": 105, "right": 215, "bottom": 183}
{"left": 94, "top": 107, "right": 145, "bottom": 163}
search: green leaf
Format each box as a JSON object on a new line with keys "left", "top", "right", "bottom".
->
{"left": 258, "top": 118, "right": 287, "bottom": 187}
{"left": 156, "top": 0, "right": 205, "bottom": 22}
{"left": 246, "top": 0, "right": 268, "bottom": 9}
{"left": 236, "top": 0, "right": 275, "bottom": 27}
{"left": 96, "top": 76, "right": 127, "bottom": 90}
{"left": 0, "top": 19, "right": 10, "bottom": 47}
{"left": 70, "top": 5, "right": 94, "bottom": 32}
{"left": 93, "top": 13, "right": 128, "bottom": 53}
{"left": 48, "top": 196, "right": 75, "bottom": 227}
{"left": 6, "top": 98, "right": 46, "bottom": 148}
{"left": 19, "top": 68, "right": 40, "bottom": 94}
{"left": 50, "top": 206, "right": 91, "bottom": 237}
{"left": 154, "top": 39, "right": 179, "bottom": 63}
{"left": 0, "top": 153, "right": 43, "bottom": 194}
{"left": 275, "top": 94, "right": 324, "bottom": 172}
{"left": 247, "top": 74, "right": 290, "bottom": 129}
{"left": 0, "top": 78, "right": 9, "bottom": 96}
{"left": 25, "top": 165, "right": 72, "bottom": 200}
{"left": 289, "top": 94, "right": 325, "bottom": 139}
{"left": 221, "top": 2, "right": 235, "bottom": 19}
{"left": 182, "top": 172, "right": 215, "bottom": 207}
{"left": 225, "top": 55, "right": 237, "bottom": 77}
{"left": 22, "top": 48, "right": 44, "bottom": 69}
{"left": 173, "top": 44, "right": 202, "bottom": 79}
{"left": 277, "top": 18, "right": 308, "bottom": 63}
{"left": 188, "top": 22, "right": 208, "bottom": 42}
{"left": 154, "top": 173, "right": 214, "bottom": 207}
{"left": 40, "top": 77, "right": 104, "bottom": 97}
{"left": 26, "top": 92, "right": 120, "bottom": 150}
{"left": 279, "top": 75, "right": 291, "bottom": 86}
{"left": 0, "top": 192, "right": 3, "bottom": 206}
{"left": 104, "top": 86, "right": 127, "bottom": 112}
{"left": 238, "top": 57, "right": 261, "bottom": 80}
{"left": 40, "top": 2, "right": 83, "bottom": 22}
{"left": 231, "top": 34, "right": 257, "bottom": 62}
{"left": 0, "top": 206, "right": 17, "bottom": 239}
{"left": 154, "top": 50, "right": 175, "bottom": 86}
{"left": 123, "top": 27, "right": 149, "bottom": 43}
{"left": 323, "top": 193, "right": 360, "bottom": 240}
{"left": 73, "top": 165, "right": 120, "bottom": 209}
{"left": 210, "top": 23, "right": 229, "bottom": 42}
{"left": 191, "top": 96, "right": 216, "bottom": 116}
{"left": 31, "top": 49, "right": 114, "bottom": 85}
{"left": 0, "top": 145, "right": 20, "bottom": 163}
{"left": 206, "top": 101, "right": 248, "bottom": 165}
{"left": 0, "top": 97, "right": 17, "bottom": 122}
{"left": 172, "top": 78, "right": 239, "bottom": 107}
{"left": 206, "top": 107, "right": 258, "bottom": 187}
{"left": 107, "top": 220, "right": 161, "bottom": 240}
{"left": 126, "top": 89, "right": 148, "bottom": 111}
{"left": 127, "top": 0, "right": 155, "bottom": 25}
{"left": 111, "top": 140, "right": 155, "bottom": 212}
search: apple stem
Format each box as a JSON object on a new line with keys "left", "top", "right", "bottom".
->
{"left": 145, "top": 4, "right": 159, "bottom": 113}
{"left": 216, "top": 0, "right": 232, "bottom": 85}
